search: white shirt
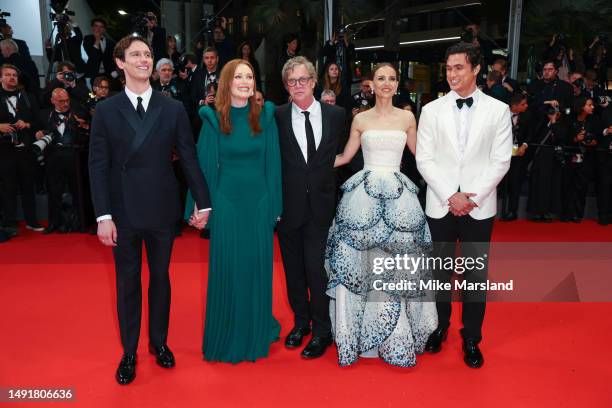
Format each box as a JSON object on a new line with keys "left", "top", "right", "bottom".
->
{"left": 449, "top": 88, "right": 479, "bottom": 157}
{"left": 55, "top": 111, "right": 66, "bottom": 136}
{"left": 124, "top": 86, "right": 153, "bottom": 112}
{"left": 5, "top": 95, "right": 18, "bottom": 117}
{"left": 95, "top": 37, "right": 107, "bottom": 73}
{"left": 96, "top": 85, "right": 210, "bottom": 222}
{"left": 291, "top": 98, "right": 323, "bottom": 162}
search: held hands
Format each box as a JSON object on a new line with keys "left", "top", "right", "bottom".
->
{"left": 448, "top": 192, "right": 477, "bottom": 216}
{"left": 189, "top": 204, "right": 210, "bottom": 230}
{"left": 97, "top": 220, "right": 117, "bottom": 247}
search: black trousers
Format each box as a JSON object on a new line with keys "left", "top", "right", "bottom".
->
{"left": 277, "top": 205, "right": 331, "bottom": 337}
{"left": 113, "top": 225, "right": 175, "bottom": 354}
{"left": 427, "top": 213, "right": 495, "bottom": 343}
{"left": 527, "top": 150, "right": 563, "bottom": 216}
{"left": 0, "top": 148, "right": 38, "bottom": 227}
{"left": 501, "top": 156, "right": 525, "bottom": 214}
{"left": 45, "top": 148, "right": 79, "bottom": 227}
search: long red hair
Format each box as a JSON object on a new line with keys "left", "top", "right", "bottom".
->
{"left": 215, "top": 59, "right": 261, "bottom": 135}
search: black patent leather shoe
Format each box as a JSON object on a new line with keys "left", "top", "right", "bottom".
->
{"left": 115, "top": 353, "right": 136, "bottom": 385}
{"left": 301, "top": 335, "right": 333, "bottom": 359}
{"left": 149, "top": 344, "right": 175, "bottom": 368}
{"left": 463, "top": 339, "right": 484, "bottom": 369}
{"left": 425, "top": 327, "right": 448, "bottom": 353}
{"left": 285, "top": 326, "right": 311, "bottom": 348}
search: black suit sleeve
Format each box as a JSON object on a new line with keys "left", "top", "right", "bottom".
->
{"left": 88, "top": 103, "right": 112, "bottom": 217}
{"left": 174, "top": 103, "right": 211, "bottom": 209}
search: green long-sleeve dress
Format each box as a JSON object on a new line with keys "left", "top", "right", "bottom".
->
{"left": 185, "top": 101, "right": 282, "bottom": 363}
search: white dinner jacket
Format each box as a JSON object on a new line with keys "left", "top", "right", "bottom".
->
{"left": 416, "top": 89, "right": 512, "bottom": 220}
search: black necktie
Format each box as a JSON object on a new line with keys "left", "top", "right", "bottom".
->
{"left": 136, "top": 96, "right": 145, "bottom": 119}
{"left": 302, "top": 111, "right": 316, "bottom": 164}
{"left": 456, "top": 97, "right": 473, "bottom": 109}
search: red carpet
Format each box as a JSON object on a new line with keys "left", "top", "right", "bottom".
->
{"left": 1, "top": 220, "right": 611, "bottom": 407}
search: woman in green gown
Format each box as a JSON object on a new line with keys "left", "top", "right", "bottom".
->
{"left": 185, "top": 59, "right": 282, "bottom": 363}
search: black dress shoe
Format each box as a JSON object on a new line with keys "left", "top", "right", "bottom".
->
{"left": 285, "top": 326, "right": 311, "bottom": 348}
{"left": 542, "top": 213, "right": 553, "bottom": 223}
{"left": 501, "top": 212, "right": 517, "bottom": 221}
{"left": 425, "top": 327, "right": 448, "bottom": 353}
{"left": 462, "top": 339, "right": 484, "bottom": 369}
{"left": 115, "top": 353, "right": 136, "bottom": 385}
{"left": 149, "top": 344, "right": 175, "bottom": 368}
{"left": 301, "top": 335, "right": 333, "bottom": 359}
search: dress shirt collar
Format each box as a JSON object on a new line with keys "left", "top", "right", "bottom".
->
{"left": 449, "top": 88, "right": 480, "bottom": 109}
{"left": 291, "top": 97, "right": 320, "bottom": 117}
{"left": 124, "top": 85, "right": 153, "bottom": 110}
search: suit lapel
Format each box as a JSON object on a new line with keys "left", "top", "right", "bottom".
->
{"left": 317, "top": 103, "right": 330, "bottom": 163}
{"left": 282, "top": 104, "right": 307, "bottom": 168}
{"left": 118, "top": 90, "right": 162, "bottom": 161}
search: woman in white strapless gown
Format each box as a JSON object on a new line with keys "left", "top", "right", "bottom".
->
{"left": 327, "top": 63, "right": 437, "bottom": 367}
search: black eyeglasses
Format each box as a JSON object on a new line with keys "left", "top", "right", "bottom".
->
{"left": 286, "top": 76, "right": 312, "bottom": 87}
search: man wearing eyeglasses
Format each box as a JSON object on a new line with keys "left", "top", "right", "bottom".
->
{"left": 275, "top": 56, "right": 346, "bottom": 360}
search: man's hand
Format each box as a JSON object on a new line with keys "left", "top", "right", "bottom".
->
{"left": 13, "top": 120, "right": 30, "bottom": 130}
{"left": 502, "top": 82, "right": 514, "bottom": 92}
{"left": 448, "top": 192, "right": 477, "bottom": 216}
{"left": 0, "top": 123, "right": 16, "bottom": 133}
{"left": 35, "top": 130, "right": 44, "bottom": 140}
{"left": 517, "top": 144, "right": 528, "bottom": 157}
{"left": 189, "top": 204, "right": 210, "bottom": 230}
{"left": 97, "top": 220, "right": 117, "bottom": 247}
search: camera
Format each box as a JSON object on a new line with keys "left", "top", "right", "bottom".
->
{"left": 598, "top": 96, "right": 611, "bottom": 105}
{"left": 546, "top": 105, "right": 560, "bottom": 115}
{"left": 0, "top": 9, "right": 10, "bottom": 28}
{"left": 32, "top": 133, "right": 56, "bottom": 163}
{"left": 583, "top": 131, "right": 597, "bottom": 144}
{"left": 62, "top": 71, "right": 75, "bottom": 82}
{"left": 49, "top": 0, "right": 75, "bottom": 36}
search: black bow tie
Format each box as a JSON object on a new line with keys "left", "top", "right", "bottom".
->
{"left": 456, "top": 97, "right": 473, "bottom": 109}
{"left": 1, "top": 89, "right": 19, "bottom": 98}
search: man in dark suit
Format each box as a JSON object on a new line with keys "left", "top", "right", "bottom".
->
{"left": 82, "top": 18, "right": 117, "bottom": 81}
{"left": 89, "top": 35, "right": 211, "bottom": 385}
{"left": 275, "top": 56, "right": 345, "bottom": 359}
{"left": 528, "top": 60, "right": 574, "bottom": 119}
{"left": 0, "top": 24, "right": 33, "bottom": 62}
{"left": 501, "top": 93, "right": 532, "bottom": 220}
{"left": 492, "top": 59, "right": 519, "bottom": 95}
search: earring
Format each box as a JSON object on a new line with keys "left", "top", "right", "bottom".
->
{"left": 249, "top": 90, "right": 254, "bottom": 97}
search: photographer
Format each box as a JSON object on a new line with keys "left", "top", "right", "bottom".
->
{"left": 42, "top": 61, "right": 89, "bottom": 112}
{"left": 584, "top": 36, "right": 608, "bottom": 90}
{"left": 0, "top": 64, "right": 44, "bottom": 235}
{"left": 321, "top": 29, "right": 355, "bottom": 86}
{"left": 351, "top": 74, "right": 374, "bottom": 116}
{"left": 84, "top": 76, "right": 110, "bottom": 117}
{"left": 596, "top": 115, "right": 612, "bottom": 225}
{"left": 501, "top": 93, "right": 532, "bottom": 221}
{"left": 484, "top": 70, "right": 510, "bottom": 104}
{"left": 212, "top": 18, "right": 235, "bottom": 70}
{"left": 561, "top": 97, "right": 602, "bottom": 222}
{"left": 0, "top": 39, "right": 38, "bottom": 93}
{"left": 492, "top": 59, "right": 519, "bottom": 95}
{"left": 191, "top": 47, "right": 219, "bottom": 110}
{"left": 152, "top": 58, "right": 189, "bottom": 111}
{"left": 526, "top": 105, "right": 570, "bottom": 222}
{"left": 527, "top": 60, "right": 574, "bottom": 120}
{"left": 543, "top": 34, "right": 575, "bottom": 82}
{"left": 83, "top": 18, "right": 117, "bottom": 83}
{"left": 35, "top": 88, "right": 89, "bottom": 233}
{"left": 0, "top": 23, "right": 34, "bottom": 67}
{"left": 462, "top": 23, "right": 494, "bottom": 67}
{"left": 45, "top": 15, "right": 85, "bottom": 76}
{"left": 144, "top": 12, "right": 166, "bottom": 64}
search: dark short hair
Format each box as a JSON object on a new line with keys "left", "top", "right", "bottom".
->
{"left": 113, "top": 35, "right": 153, "bottom": 62}
{"left": 91, "top": 17, "right": 107, "bottom": 27}
{"left": 509, "top": 92, "right": 527, "bottom": 106}
{"left": 445, "top": 42, "right": 482, "bottom": 70}
{"left": 493, "top": 58, "right": 508, "bottom": 71}
{"left": 181, "top": 53, "right": 198, "bottom": 65}
{"left": 203, "top": 47, "right": 218, "bottom": 56}
{"left": 0, "top": 63, "right": 20, "bottom": 76}
{"left": 283, "top": 33, "right": 299, "bottom": 45}
{"left": 93, "top": 76, "right": 109, "bottom": 88}
{"left": 57, "top": 61, "right": 76, "bottom": 72}
{"left": 542, "top": 59, "right": 559, "bottom": 70}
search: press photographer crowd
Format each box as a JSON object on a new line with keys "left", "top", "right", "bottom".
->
{"left": 0, "top": 5, "right": 610, "bottom": 243}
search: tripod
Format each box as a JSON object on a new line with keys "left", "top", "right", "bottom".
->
{"left": 45, "top": 21, "right": 72, "bottom": 84}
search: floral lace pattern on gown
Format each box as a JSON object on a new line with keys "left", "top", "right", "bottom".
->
{"left": 325, "top": 130, "right": 437, "bottom": 367}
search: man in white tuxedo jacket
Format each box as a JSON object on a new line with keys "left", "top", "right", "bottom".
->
{"left": 416, "top": 43, "right": 512, "bottom": 369}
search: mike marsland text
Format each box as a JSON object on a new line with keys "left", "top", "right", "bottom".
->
{"left": 372, "top": 279, "right": 514, "bottom": 291}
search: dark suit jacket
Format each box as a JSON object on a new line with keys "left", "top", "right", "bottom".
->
{"left": 0, "top": 90, "right": 41, "bottom": 149}
{"left": 275, "top": 101, "right": 345, "bottom": 228}
{"left": 83, "top": 35, "right": 116, "bottom": 79}
{"left": 89, "top": 90, "right": 211, "bottom": 230}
